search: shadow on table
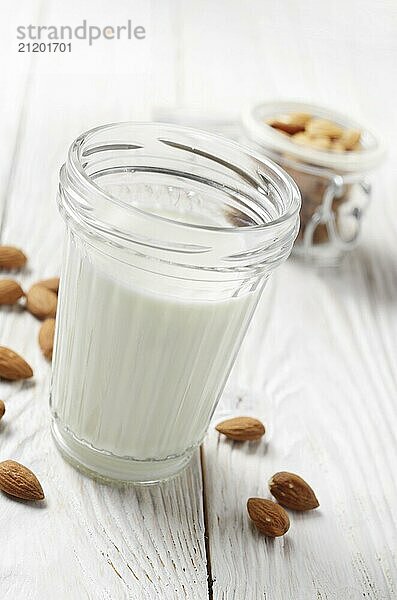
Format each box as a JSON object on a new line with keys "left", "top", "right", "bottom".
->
{"left": 290, "top": 243, "right": 397, "bottom": 307}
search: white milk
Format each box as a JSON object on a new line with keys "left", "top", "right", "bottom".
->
{"left": 50, "top": 210, "right": 261, "bottom": 479}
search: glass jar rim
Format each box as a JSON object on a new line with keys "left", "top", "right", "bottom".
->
{"left": 65, "top": 121, "right": 301, "bottom": 234}
{"left": 241, "top": 100, "right": 386, "bottom": 173}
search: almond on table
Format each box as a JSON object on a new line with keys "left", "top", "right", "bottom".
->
{"left": 35, "top": 276, "right": 60, "bottom": 294}
{"left": 39, "top": 318, "right": 56, "bottom": 360}
{"left": 0, "top": 346, "right": 33, "bottom": 381}
{"left": 215, "top": 416, "right": 265, "bottom": 441}
{"left": 0, "top": 279, "right": 25, "bottom": 305}
{"left": 0, "top": 399, "right": 5, "bottom": 420}
{"left": 0, "top": 246, "right": 27, "bottom": 270}
{"left": 247, "top": 498, "right": 290, "bottom": 537}
{"left": 269, "top": 471, "right": 319, "bottom": 511}
{"left": 26, "top": 284, "right": 57, "bottom": 320}
{"left": 0, "top": 460, "right": 44, "bottom": 501}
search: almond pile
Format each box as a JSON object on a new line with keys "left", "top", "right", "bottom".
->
{"left": 264, "top": 113, "right": 363, "bottom": 245}
{"left": 0, "top": 245, "right": 59, "bottom": 365}
{"left": 266, "top": 112, "right": 362, "bottom": 153}
{"left": 0, "top": 244, "right": 55, "bottom": 502}
{"left": 215, "top": 416, "right": 319, "bottom": 537}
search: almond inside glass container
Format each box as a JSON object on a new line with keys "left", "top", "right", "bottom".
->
{"left": 242, "top": 101, "right": 385, "bottom": 264}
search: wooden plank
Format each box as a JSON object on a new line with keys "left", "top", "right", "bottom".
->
{"left": 0, "top": 2, "right": 209, "bottom": 598}
{"left": 1, "top": 441, "right": 207, "bottom": 599}
{"left": 0, "top": 0, "right": 41, "bottom": 229}
{"left": 203, "top": 187, "right": 397, "bottom": 598}
{"left": 175, "top": 0, "right": 397, "bottom": 596}
{"left": 2, "top": 0, "right": 397, "bottom": 597}
{"left": 0, "top": 89, "right": 209, "bottom": 600}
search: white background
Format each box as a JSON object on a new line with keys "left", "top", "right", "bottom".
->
{"left": 0, "top": 1, "right": 396, "bottom": 599}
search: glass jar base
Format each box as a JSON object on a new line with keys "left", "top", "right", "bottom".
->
{"left": 51, "top": 419, "right": 194, "bottom": 485}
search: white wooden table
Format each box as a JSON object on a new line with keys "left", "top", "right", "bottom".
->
{"left": 1, "top": 1, "right": 396, "bottom": 598}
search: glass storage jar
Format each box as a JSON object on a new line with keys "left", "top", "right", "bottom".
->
{"left": 51, "top": 122, "right": 300, "bottom": 483}
{"left": 242, "top": 101, "right": 385, "bottom": 265}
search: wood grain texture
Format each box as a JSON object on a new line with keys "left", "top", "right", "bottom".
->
{"left": 205, "top": 240, "right": 397, "bottom": 599}
{"left": 176, "top": 0, "right": 397, "bottom": 597}
{"left": 1, "top": 0, "right": 397, "bottom": 598}
{"left": 0, "top": 1, "right": 41, "bottom": 232}
{"left": 0, "top": 2, "right": 208, "bottom": 599}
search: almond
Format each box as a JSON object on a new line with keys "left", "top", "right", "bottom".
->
{"left": 0, "top": 460, "right": 44, "bottom": 501}
{"left": 0, "top": 346, "right": 33, "bottom": 380}
{"left": 35, "top": 277, "right": 60, "bottom": 295}
{"left": 26, "top": 284, "right": 57, "bottom": 320}
{"left": 291, "top": 132, "right": 313, "bottom": 146}
{"left": 215, "top": 416, "right": 265, "bottom": 441}
{"left": 292, "top": 132, "right": 330, "bottom": 150}
{"left": 330, "top": 140, "right": 346, "bottom": 153}
{"left": 0, "top": 279, "right": 25, "bottom": 304}
{"left": 0, "top": 246, "right": 27, "bottom": 270}
{"left": 341, "top": 128, "right": 361, "bottom": 150}
{"left": 309, "top": 136, "right": 332, "bottom": 150}
{"left": 247, "top": 498, "right": 290, "bottom": 537}
{"left": 39, "top": 318, "right": 56, "bottom": 360}
{"left": 287, "top": 112, "right": 312, "bottom": 127}
{"left": 0, "top": 399, "right": 5, "bottom": 420}
{"left": 306, "top": 118, "right": 343, "bottom": 139}
{"left": 268, "top": 119, "right": 305, "bottom": 136}
{"left": 269, "top": 471, "right": 319, "bottom": 511}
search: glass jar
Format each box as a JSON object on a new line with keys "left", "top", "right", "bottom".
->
{"left": 51, "top": 123, "right": 300, "bottom": 483}
{"left": 242, "top": 101, "right": 385, "bottom": 265}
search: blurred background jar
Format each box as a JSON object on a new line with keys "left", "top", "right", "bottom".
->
{"left": 242, "top": 101, "right": 385, "bottom": 266}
